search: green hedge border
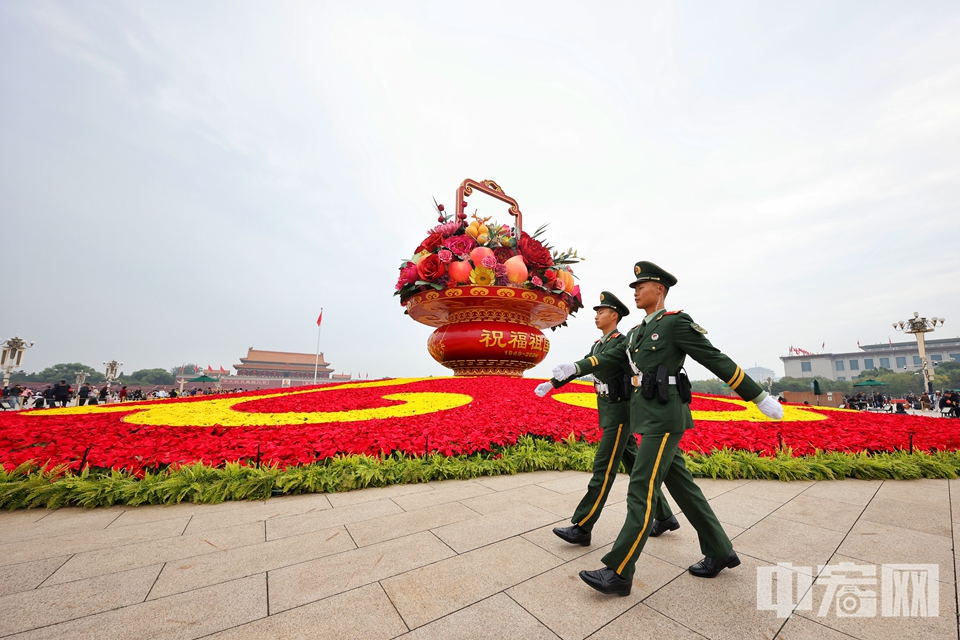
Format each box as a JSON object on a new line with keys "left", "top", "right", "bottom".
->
{"left": 3, "top": 436, "right": 959, "bottom": 509}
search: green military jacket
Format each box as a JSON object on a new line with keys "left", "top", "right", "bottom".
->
{"left": 551, "top": 330, "right": 632, "bottom": 424}
{"left": 573, "top": 310, "right": 763, "bottom": 435}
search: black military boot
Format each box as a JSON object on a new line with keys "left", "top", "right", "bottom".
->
{"left": 649, "top": 515, "right": 680, "bottom": 537}
{"left": 552, "top": 524, "right": 591, "bottom": 546}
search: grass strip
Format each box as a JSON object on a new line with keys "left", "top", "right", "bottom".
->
{"left": 3, "top": 436, "right": 959, "bottom": 509}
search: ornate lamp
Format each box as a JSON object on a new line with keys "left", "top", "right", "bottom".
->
{"left": 1, "top": 336, "right": 34, "bottom": 387}
{"left": 893, "top": 312, "right": 945, "bottom": 395}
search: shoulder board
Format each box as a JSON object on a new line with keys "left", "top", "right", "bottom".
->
{"left": 593, "top": 339, "right": 601, "bottom": 343}
{"left": 663, "top": 309, "right": 683, "bottom": 315}
{"left": 631, "top": 323, "right": 641, "bottom": 330}
{"left": 610, "top": 332, "right": 621, "bottom": 338}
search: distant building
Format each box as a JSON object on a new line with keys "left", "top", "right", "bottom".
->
{"left": 744, "top": 366, "right": 778, "bottom": 384}
{"left": 780, "top": 338, "right": 960, "bottom": 382}
{"left": 175, "top": 348, "right": 350, "bottom": 390}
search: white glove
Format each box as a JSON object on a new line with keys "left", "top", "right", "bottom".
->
{"left": 534, "top": 381, "right": 553, "bottom": 397}
{"left": 757, "top": 395, "right": 784, "bottom": 420}
{"left": 552, "top": 363, "right": 577, "bottom": 381}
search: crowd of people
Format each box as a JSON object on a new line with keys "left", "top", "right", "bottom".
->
{"left": 1, "top": 382, "right": 255, "bottom": 410}
{"left": 839, "top": 389, "right": 959, "bottom": 416}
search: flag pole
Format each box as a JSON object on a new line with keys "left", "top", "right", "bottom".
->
{"left": 313, "top": 308, "right": 323, "bottom": 384}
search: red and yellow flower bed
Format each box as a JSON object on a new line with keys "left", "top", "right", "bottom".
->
{"left": 1, "top": 377, "right": 956, "bottom": 474}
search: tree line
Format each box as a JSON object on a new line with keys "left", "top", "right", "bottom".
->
{"left": 8, "top": 364, "right": 205, "bottom": 387}
{"left": 693, "top": 362, "right": 960, "bottom": 398}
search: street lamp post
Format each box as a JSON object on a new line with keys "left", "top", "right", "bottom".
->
{"left": 893, "top": 312, "right": 945, "bottom": 395}
{"left": 1, "top": 336, "right": 34, "bottom": 388}
{"left": 103, "top": 360, "right": 123, "bottom": 393}
{"left": 74, "top": 371, "right": 87, "bottom": 406}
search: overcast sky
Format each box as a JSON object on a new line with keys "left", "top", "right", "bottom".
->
{"left": 2, "top": 0, "right": 958, "bottom": 382}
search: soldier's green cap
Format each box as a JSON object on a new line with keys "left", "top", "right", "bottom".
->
{"left": 593, "top": 291, "right": 630, "bottom": 318}
{"left": 628, "top": 261, "right": 678, "bottom": 289}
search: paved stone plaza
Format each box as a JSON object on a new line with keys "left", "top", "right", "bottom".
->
{"left": 0, "top": 472, "right": 956, "bottom": 639}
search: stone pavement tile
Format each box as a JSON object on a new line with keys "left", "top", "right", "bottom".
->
{"left": 325, "top": 482, "right": 432, "bottom": 508}
{"left": 27, "top": 505, "right": 125, "bottom": 525}
{"left": 644, "top": 554, "right": 785, "bottom": 640}
{"left": 507, "top": 547, "right": 683, "bottom": 640}
{"left": 949, "top": 478, "right": 960, "bottom": 523}
{"left": 771, "top": 495, "right": 864, "bottom": 534}
{"left": 692, "top": 478, "right": 751, "bottom": 500}
{"left": 0, "top": 556, "right": 70, "bottom": 597}
{"left": 535, "top": 487, "right": 614, "bottom": 520}
{"left": 641, "top": 512, "right": 745, "bottom": 570}
{"left": 797, "top": 563, "right": 956, "bottom": 640}
{"left": 184, "top": 494, "right": 336, "bottom": 536}
{"left": 381, "top": 536, "right": 562, "bottom": 630}
{"left": 45, "top": 521, "right": 266, "bottom": 585}
{"left": 0, "top": 509, "right": 52, "bottom": 528}
{"left": 390, "top": 480, "right": 494, "bottom": 512}
{"left": 0, "top": 515, "right": 191, "bottom": 566}
{"left": 734, "top": 516, "right": 845, "bottom": 576}
{"left": 205, "top": 583, "right": 406, "bottom": 640}
{"left": 589, "top": 602, "right": 707, "bottom": 640}
{"left": 774, "top": 615, "right": 857, "bottom": 639}
{"left": 0, "top": 509, "right": 125, "bottom": 546}
{"left": 522, "top": 510, "right": 628, "bottom": 562}
{"left": 472, "top": 470, "right": 570, "bottom": 492}
{"left": 537, "top": 471, "right": 595, "bottom": 495}
{"left": 432, "top": 503, "right": 561, "bottom": 553}
{"left": 0, "top": 564, "right": 161, "bottom": 636}
{"left": 835, "top": 520, "right": 954, "bottom": 584}
{"left": 859, "top": 495, "right": 952, "bottom": 538}
{"left": 265, "top": 498, "right": 403, "bottom": 541}
{"left": 874, "top": 478, "right": 949, "bottom": 507}
{"left": 267, "top": 531, "right": 455, "bottom": 613}
{"left": 800, "top": 480, "right": 882, "bottom": 506}
{"left": 728, "top": 480, "right": 815, "bottom": 504}
{"left": 707, "top": 492, "right": 782, "bottom": 529}
{"left": 105, "top": 498, "right": 266, "bottom": 529}
{"left": 458, "top": 484, "right": 563, "bottom": 515}
{"left": 148, "top": 526, "right": 355, "bottom": 600}
{"left": 346, "top": 502, "right": 478, "bottom": 548}
{"left": 7, "top": 574, "right": 266, "bottom": 640}
{"left": 396, "top": 593, "right": 556, "bottom": 640}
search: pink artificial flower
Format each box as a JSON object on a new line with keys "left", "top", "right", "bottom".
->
{"left": 531, "top": 275, "right": 543, "bottom": 287}
{"left": 493, "top": 263, "right": 507, "bottom": 277}
{"left": 443, "top": 234, "right": 477, "bottom": 257}
{"left": 481, "top": 256, "right": 497, "bottom": 269}
{"left": 438, "top": 249, "right": 453, "bottom": 264}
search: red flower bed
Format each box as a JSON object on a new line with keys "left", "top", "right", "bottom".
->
{"left": 0, "top": 377, "right": 955, "bottom": 474}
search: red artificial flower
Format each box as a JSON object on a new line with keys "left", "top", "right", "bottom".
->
{"left": 493, "top": 247, "right": 515, "bottom": 264}
{"left": 396, "top": 262, "right": 419, "bottom": 289}
{"left": 416, "top": 254, "right": 445, "bottom": 281}
{"left": 518, "top": 232, "right": 553, "bottom": 269}
{"left": 415, "top": 232, "right": 443, "bottom": 254}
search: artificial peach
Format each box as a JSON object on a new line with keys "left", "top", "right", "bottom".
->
{"left": 448, "top": 260, "right": 472, "bottom": 283}
{"left": 504, "top": 255, "right": 528, "bottom": 284}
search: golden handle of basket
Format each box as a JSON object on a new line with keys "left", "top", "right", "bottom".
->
{"left": 456, "top": 179, "right": 523, "bottom": 236}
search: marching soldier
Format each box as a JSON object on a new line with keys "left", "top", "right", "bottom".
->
{"left": 536, "top": 292, "right": 676, "bottom": 546}
{"left": 550, "top": 261, "right": 783, "bottom": 596}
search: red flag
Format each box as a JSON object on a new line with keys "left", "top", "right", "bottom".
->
{"left": 857, "top": 340, "right": 861, "bottom": 348}
{"left": 316, "top": 309, "right": 323, "bottom": 326}
{"left": 822, "top": 342, "right": 825, "bottom": 349}
{"left": 179, "top": 364, "right": 184, "bottom": 374}
{"left": 889, "top": 337, "right": 893, "bottom": 347}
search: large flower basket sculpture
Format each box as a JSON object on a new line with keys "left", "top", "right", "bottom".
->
{"left": 396, "top": 179, "right": 584, "bottom": 376}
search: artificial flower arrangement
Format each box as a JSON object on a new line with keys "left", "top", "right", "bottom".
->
{"left": 394, "top": 200, "right": 585, "bottom": 320}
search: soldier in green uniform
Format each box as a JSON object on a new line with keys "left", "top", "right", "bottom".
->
{"left": 550, "top": 261, "right": 784, "bottom": 596}
{"left": 535, "top": 291, "right": 675, "bottom": 546}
